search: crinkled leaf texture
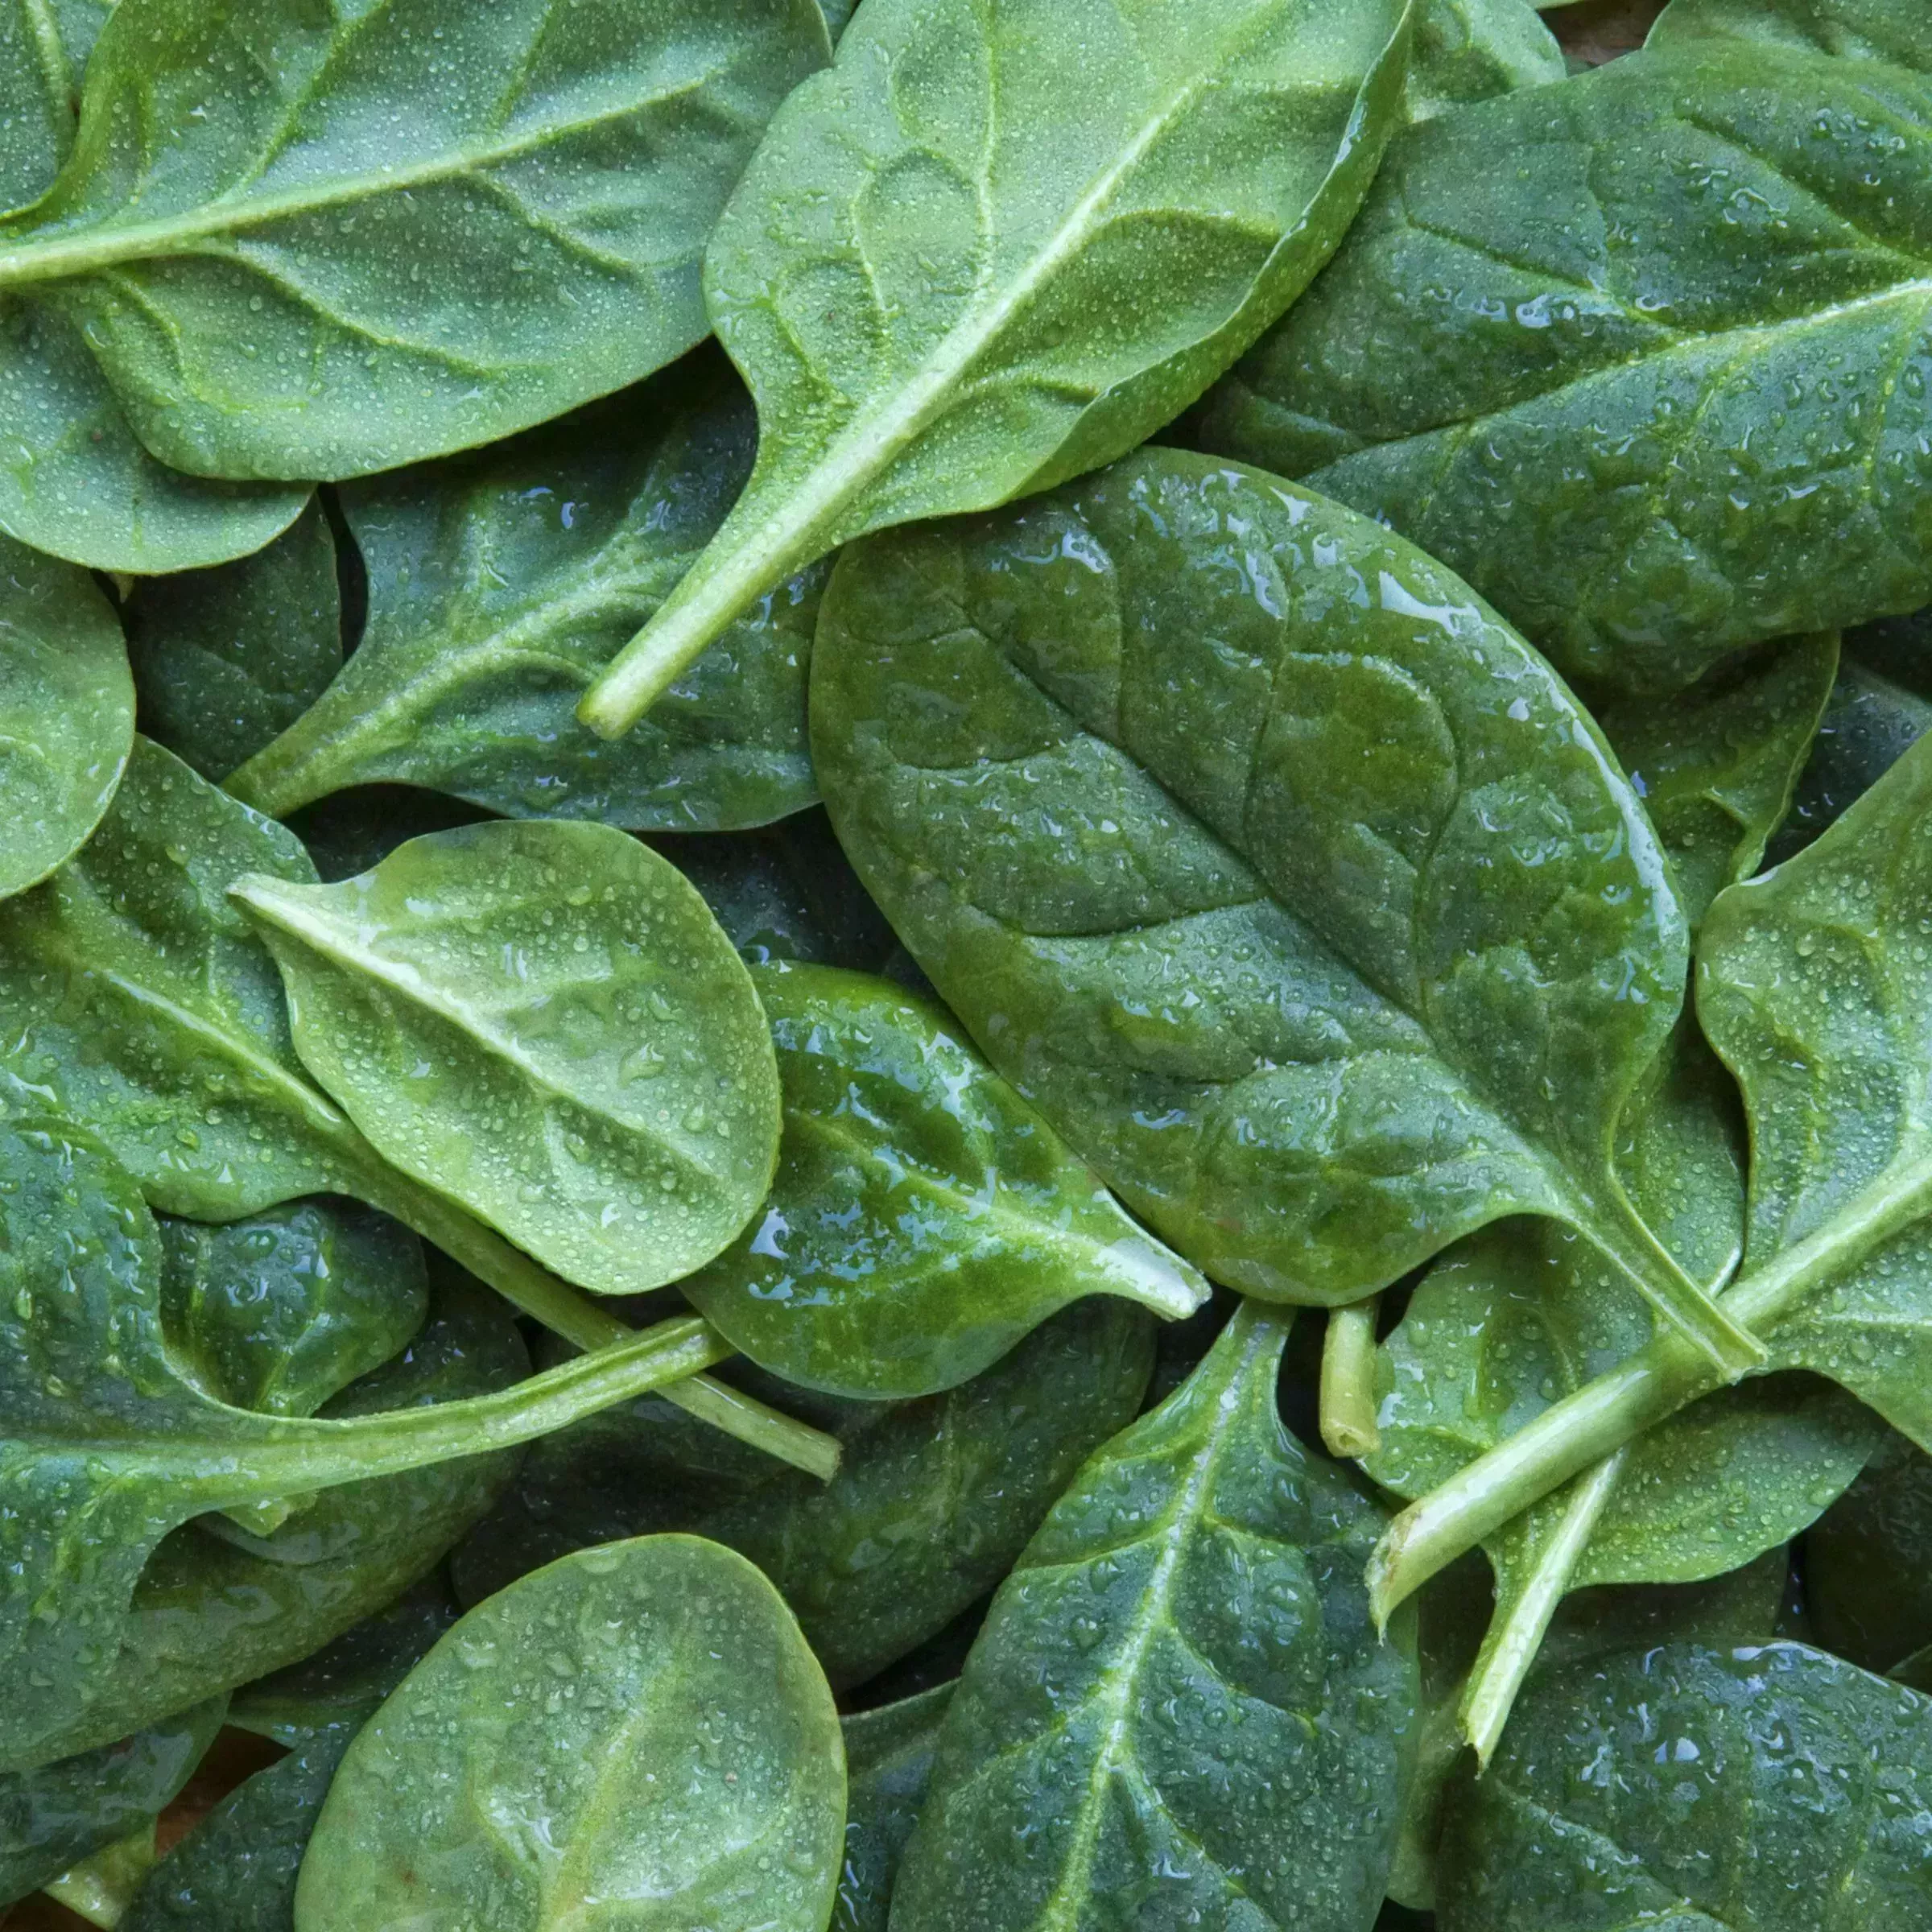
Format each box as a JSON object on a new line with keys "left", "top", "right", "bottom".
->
{"left": 811, "top": 445, "right": 1754, "bottom": 1371}
{"left": 682, "top": 960, "right": 1205, "bottom": 1397}
{"left": 0, "top": 0, "right": 832, "bottom": 484}
{"left": 891, "top": 1302, "right": 1416, "bottom": 1931}
{"left": 1196, "top": 44, "right": 1932, "bottom": 693}
{"left": 295, "top": 1537, "right": 847, "bottom": 1932}
{"left": 578, "top": 0, "right": 1417, "bottom": 733}
{"left": 233, "top": 819, "right": 782, "bottom": 1298}
{"left": 227, "top": 359, "right": 825, "bottom": 831}
{"left": 1438, "top": 1644, "right": 1932, "bottom": 1929}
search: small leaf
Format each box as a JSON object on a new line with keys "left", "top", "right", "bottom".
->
{"left": 1403, "top": 0, "right": 1565, "bottom": 123}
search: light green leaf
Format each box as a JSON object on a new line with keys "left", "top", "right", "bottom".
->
{"left": 578, "top": 0, "right": 1417, "bottom": 733}
{"left": 233, "top": 820, "right": 782, "bottom": 1298}
{"left": 295, "top": 1537, "right": 847, "bottom": 1932}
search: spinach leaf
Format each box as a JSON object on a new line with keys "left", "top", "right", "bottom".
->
{"left": 452, "top": 1299, "right": 1158, "bottom": 1690}
{"left": 890, "top": 1302, "right": 1416, "bottom": 1932}
{"left": 835, "top": 1685, "right": 952, "bottom": 1932}
{"left": 0, "top": 531, "right": 133, "bottom": 899}
{"left": 576, "top": 0, "right": 1418, "bottom": 734}
{"left": 0, "top": 0, "right": 832, "bottom": 486}
{"left": 0, "top": 0, "right": 76, "bottom": 213}
{"left": 0, "top": 1698, "right": 225, "bottom": 1910}
{"left": 0, "top": 1116, "right": 737, "bottom": 1772}
{"left": 295, "top": 1537, "right": 847, "bottom": 1932}
{"left": 226, "top": 363, "right": 824, "bottom": 832}
{"left": 1437, "top": 1643, "right": 1932, "bottom": 1930}
{"left": 1810, "top": 1435, "right": 1932, "bottom": 1682}
{"left": 288, "top": 788, "right": 495, "bottom": 887}
{"left": 1406, "top": 0, "right": 1565, "bottom": 122}
{"left": 682, "top": 961, "right": 1205, "bottom": 1397}
{"left": 233, "top": 819, "right": 783, "bottom": 1299}
{"left": 1649, "top": 0, "right": 1932, "bottom": 68}
{"left": 1195, "top": 44, "right": 1932, "bottom": 693}
{"left": 1594, "top": 632, "right": 1839, "bottom": 925}
{"left": 126, "top": 505, "right": 343, "bottom": 783}
{"left": 811, "top": 446, "right": 1759, "bottom": 1371}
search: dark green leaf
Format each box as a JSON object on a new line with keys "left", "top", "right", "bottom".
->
{"left": 126, "top": 504, "right": 342, "bottom": 783}
{"left": 1649, "top": 0, "right": 1932, "bottom": 68}
{"left": 226, "top": 364, "right": 823, "bottom": 832}
{"left": 0, "top": 1698, "right": 225, "bottom": 1910}
{"left": 683, "top": 961, "right": 1205, "bottom": 1397}
{"left": 1437, "top": 1644, "right": 1932, "bottom": 1930}
{"left": 451, "top": 1298, "right": 1158, "bottom": 1690}
{"left": 811, "top": 445, "right": 1757, "bottom": 1371}
{"left": 578, "top": 0, "right": 1417, "bottom": 733}
{"left": 233, "top": 819, "right": 782, "bottom": 1298}
{"left": 296, "top": 1537, "right": 847, "bottom": 1932}
{"left": 834, "top": 1685, "right": 952, "bottom": 1932}
{"left": 890, "top": 1303, "right": 1416, "bottom": 1932}
{"left": 0, "top": 0, "right": 832, "bottom": 484}
{"left": 1195, "top": 44, "right": 1932, "bottom": 693}
{"left": 0, "top": 531, "right": 133, "bottom": 899}
{"left": 1405, "top": 0, "right": 1565, "bottom": 122}
{"left": 288, "top": 788, "right": 495, "bottom": 886}
{"left": 1810, "top": 1435, "right": 1932, "bottom": 1681}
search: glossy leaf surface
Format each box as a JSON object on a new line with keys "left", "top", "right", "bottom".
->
{"left": 892, "top": 1303, "right": 1416, "bottom": 1931}
{"left": 578, "top": 0, "right": 1417, "bottom": 733}
{"left": 1196, "top": 45, "right": 1932, "bottom": 692}
{"left": 126, "top": 504, "right": 343, "bottom": 782}
{"left": 0, "top": 533, "right": 133, "bottom": 899}
{"left": 1438, "top": 1644, "right": 1932, "bottom": 1930}
{"left": 834, "top": 1686, "right": 952, "bottom": 1932}
{"left": 811, "top": 447, "right": 1754, "bottom": 1370}
{"left": 234, "top": 819, "right": 782, "bottom": 1298}
{"left": 296, "top": 1537, "right": 847, "bottom": 1932}
{"left": 683, "top": 961, "right": 1205, "bottom": 1397}
{"left": 227, "top": 364, "right": 824, "bottom": 831}
{"left": 452, "top": 1299, "right": 1157, "bottom": 1689}
{"left": 0, "top": 0, "right": 832, "bottom": 484}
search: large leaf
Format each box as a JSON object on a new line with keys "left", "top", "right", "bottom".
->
{"left": 451, "top": 1299, "right": 1158, "bottom": 1690}
{"left": 1437, "top": 1644, "right": 1932, "bottom": 1929}
{"left": 890, "top": 1302, "right": 1416, "bottom": 1931}
{"left": 126, "top": 504, "right": 343, "bottom": 782}
{"left": 811, "top": 445, "right": 1758, "bottom": 1369}
{"left": 295, "top": 1537, "right": 847, "bottom": 1932}
{"left": 682, "top": 961, "right": 1205, "bottom": 1397}
{"left": 576, "top": 0, "right": 1418, "bottom": 734}
{"left": 1649, "top": 0, "right": 1932, "bottom": 68}
{"left": 233, "top": 819, "right": 782, "bottom": 1298}
{"left": 835, "top": 1686, "right": 952, "bottom": 1932}
{"left": 0, "top": 1114, "right": 734, "bottom": 1771}
{"left": 227, "top": 363, "right": 824, "bottom": 831}
{"left": 0, "top": 532, "right": 133, "bottom": 898}
{"left": 0, "top": 0, "right": 832, "bottom": 485}
{"left": 1195, "top": 43, "right": 1932, "bottom": 693}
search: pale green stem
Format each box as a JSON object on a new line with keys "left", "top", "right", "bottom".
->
{"left": 1320, "top": 1297, "right": 1382, "bottom": 1459}
{"left": 1459, "top": 1449, "right": 1627, "bottom": 1767}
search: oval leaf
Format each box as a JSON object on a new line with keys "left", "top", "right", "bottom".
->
{"left": 295, "top": 1536, "right": 847, "bottom": 1932}
{"left": 683, "top": 960, "right": 1205, "bottom": 1397}
{"left": 232, "top": 821, "right": 782, "bottom": 1298}
{"left": 578, "top": 0, "right": 1416, "bottom": 732}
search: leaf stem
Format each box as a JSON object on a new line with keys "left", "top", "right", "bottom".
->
{"left": 1320, "top": 1297, "right": 1381, "bottom": 1459}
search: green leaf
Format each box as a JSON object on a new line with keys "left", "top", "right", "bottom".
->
{"left": 451, "top": 1299, "right": 1158, "bottom": 1690}
{"left": 577, "top": 0, "right": 1418, "bottom": 734}
{"left": 0, "top": 1697, "right": 225, "bottom": 1910}
{"left": 233, "top": 819, "right": 782, "bottom": 1298}
{"left": 295, "top": 1536, "right": 847, "bottom": 1932}
{"left": 1649, "top": 0, "right": 1932, "bottom": 68}
{"left": 226, "top": 363, "right": 824, "bottom": 832}
{"left": 834, "top": 1686, "right": 952, "bottom": 1932}
{"left": 811, "top": 445, "right": 1759, "bottom": 1371}
{"left": 1436, "top": 1643, "right": 1932, "bottom": 1929}
{"left": 0, "top": 0, "right": 832, "bottom": 485}
{"left": 682, "top": 961, "right": 1205, "bottom": 1397}
{"left": 0, "top": 1115, "right": 735, "bottom": 1771}
{"left": 0, "top": 0, "right": 76, "bottom": 213}
{"left": 0, "top": 531, "right": 133, "bottom": 899}
{"left": 126, "top": 503, "right": 342, "bottom": 782}
{"left": 1593, "top": 632, "right": 1839, "bottom": 927}
{"left": 1195, "top": 44, "right": 1932, "bottom": 694}
{"left": 289, "top": 788, "right": 497, "bottom": 887}
{"left": 1404, "top": 0, "right": 1565, "bottom": 122}
{"left": 890, "top": 1303, "right": 1416, "bottom": 1931}
{"left": 1809, "top": 1434, "right": 1932, "bottom": 1682}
